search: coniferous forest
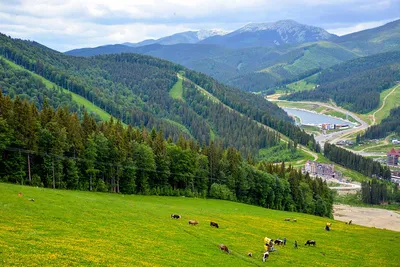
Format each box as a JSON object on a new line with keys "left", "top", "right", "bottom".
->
{"left": 0, "top": 92, "right": 333, "bottom": 217}
{"left": 362, "top": 106, "right": 400, "bottom": 139}
{"left": 284, "top": 51, "right": 400, "bottom": 113}
{"left": 0, "top": 33, "right": 316, "bottom": 155}
{"left": 324, "top": 143, "right": 391, "bottom": 180}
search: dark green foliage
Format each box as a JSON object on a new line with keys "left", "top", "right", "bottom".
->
{"left": 284, "top": 51, "right": 400, "bottom": 113}
{"left": 0, "top": 33, "right": 316, "bottom": 154}
{"left": 324, "top": 143, "right": 391, "bottom": 180}
{"left": 0, "top": 94, "right": 332, "bottom": 217}
{"left": 363, "top": 106, "right": 400, "bottom": 139}
{"left": 361, "top": 179, "right": 388, "bottom": 205}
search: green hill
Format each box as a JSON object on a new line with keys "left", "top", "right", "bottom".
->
{"left": 334, "top": 19, "right": 400, "bottom": 55}
{"left": 66, "top": 41, "right": 358, "bottom": 93}
{"left": 1, "top": 183, "right": 399, "bottom": 266}
{"left": 284, "top": 51, "right": 400, "bottom": 113}
{"left": 0, "top": 32, "right": 317, "bottom": 154}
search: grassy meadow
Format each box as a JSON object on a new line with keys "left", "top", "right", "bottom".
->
{"left": 169, "top": 77, "right": 184, "bottom": 101}
{"left": 1, "top": 183, "right": 399, "bottom": 266}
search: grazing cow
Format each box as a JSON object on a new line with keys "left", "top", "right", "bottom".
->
{"left": 219, "top": 244, "right": 230, "bottom": 254}
{"left": 274, "top": 239, "right": 284, "bottom": 245}
{"left": 210, "top": 221, "right": 219, "bottom": 228}
{"left": 171, "top": 214, "right": 181, "bottom": 219}
{"left": 284, "top": 218, "right": 291, "bottom": 221}
{"left": 305, "top": 240, "right": 316, "bottom": 246}
{"left": 293, "top": 219, "right": 297, "bottom": 222}
{"left": 262, "top": 251, "right": 269, "bottom": 262}
{"left": 247, "top": 252, "right": 253, "bottom": 257}
{"left": 188, "top": 220, "right": 198, "bottom": 225}
{"left": 29, "top": 198, "right": 35, "bottom": 202}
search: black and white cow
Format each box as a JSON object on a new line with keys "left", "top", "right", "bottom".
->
{"left": 305, "top": 240, "right": 316, "bottom": 246}
{"left": 262, "top": 251, "right": 269, "bottom": 262}
{"left": 171, "top": 214, "right": 181, "bottom": 219}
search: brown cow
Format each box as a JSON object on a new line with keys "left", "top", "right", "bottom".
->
{"left": 188, "top": 220, "right": 198, "bottom": 225}
{"left": 210, "top": 221, "right": 219, "bottom": 228}
{"left": 284, "top": 218, "right": 291, "bottom": 221}
{"left": 219, "top": 244, "right": 230, "bottom": 254}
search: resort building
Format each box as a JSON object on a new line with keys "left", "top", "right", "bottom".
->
{"left": 387, "top": 148, "right": 400, "bottom": 166}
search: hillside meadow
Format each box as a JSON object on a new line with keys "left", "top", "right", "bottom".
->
{"left": 0, "top": 183, "right": 399, "bottom": 266}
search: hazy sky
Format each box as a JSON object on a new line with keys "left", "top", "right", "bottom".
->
{"left": 0, "top": 0, "right": 399, "bottom": 51}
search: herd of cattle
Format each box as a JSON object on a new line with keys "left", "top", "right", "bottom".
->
{"left": 170, "top": 214, "right": 324, "bottom": 262}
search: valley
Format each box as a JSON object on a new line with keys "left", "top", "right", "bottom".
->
{"left": 1, "top": 8, "right": 400, "bottom": 267}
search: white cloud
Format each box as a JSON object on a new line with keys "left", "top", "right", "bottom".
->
{"left": 0, "top": 0, "right": 398, "bottom": 51}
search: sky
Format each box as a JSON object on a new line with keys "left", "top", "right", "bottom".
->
{"left": 0, "top": 0, "right": 399, "bottom": 52}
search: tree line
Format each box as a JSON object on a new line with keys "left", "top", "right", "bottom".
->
{"left": 360, "top": 179, "right": 400, "bottom": 205}
{"left": 324, "top": 143, "right": 391, "bottom": 180}
{"left": 0, "top": 92, "right": 333, "bottom": 217}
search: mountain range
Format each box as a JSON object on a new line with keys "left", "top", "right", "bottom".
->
{"left": 122, "top": 29, "right": 230, "bottom": 47}
{"left": 66, "top": 19, "right": 400, "bottom": 92}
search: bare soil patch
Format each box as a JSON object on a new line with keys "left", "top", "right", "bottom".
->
{"left": 333, "top": 204, "right": 400, "bottom": 232}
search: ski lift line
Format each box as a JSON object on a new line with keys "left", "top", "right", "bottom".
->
{"left": 1, "top": 146, "right": 242, "bottom": 183}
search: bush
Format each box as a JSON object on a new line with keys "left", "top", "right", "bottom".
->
{"left": 209, "top": 183, "right": 234, "bottom": 201}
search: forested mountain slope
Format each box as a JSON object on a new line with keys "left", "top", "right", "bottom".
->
{"left": 0, "top": 33, "right": 315, "bottom": 154}
{"left": 66, "top": 19, "right": 400, "bottom": 93}
{"left": 67, "top": 41, "right": 358, "bottom": 92}
{"left": 334, "top": 19, "right": 400, "bottom": 55}
{"left": 363, "top": 106, "right": 400, "bottom": 139}
{"left": 284, "top": 51, "right": 400, "bottom": 113}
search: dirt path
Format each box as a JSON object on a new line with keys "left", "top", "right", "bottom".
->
{"left": 371, "top": 84, "right": 399, "bottom": 125}
{"left": 333, "top": 204, "right": 400, "bottom": 232}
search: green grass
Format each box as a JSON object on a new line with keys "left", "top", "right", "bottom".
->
{"left": 372, "top": 84, "right": 400, "bottom": 124}
{"left": 286, "top": 79, "right": 316, "bottom": 92}
{"left": 258, "top": 144, "right": 314, "bottom": 167}
{"left": 1, "top": 56, "right": 112, "bottom": 122}
{"left": 169, "top": 77, "right": 184, "bottom": 102}
{"left": 1, "top": 183, "right": 399, "bottom": 266}
{"left": 323, "top": 110, "right": 358, "bottom": 124}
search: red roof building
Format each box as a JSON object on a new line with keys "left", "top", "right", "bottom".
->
{"left": 387, "top": 148, "right": 400, "bottom": 166}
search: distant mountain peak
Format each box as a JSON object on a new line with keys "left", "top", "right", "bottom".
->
{"left": 197, "top": 29, "right": 230, "bottom": 40}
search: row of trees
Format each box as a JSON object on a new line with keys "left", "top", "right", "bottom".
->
{"left": 360, "top": 179, "right": 400, "bottom": 205}
{"left": 361, "top": 179, "right": 389, "bottom": 205}
{"left": 324, "top": 143, "right": 391, "bottom": 180}
{"left": 0, "top": 92, "right": 333, "bottom": 217}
